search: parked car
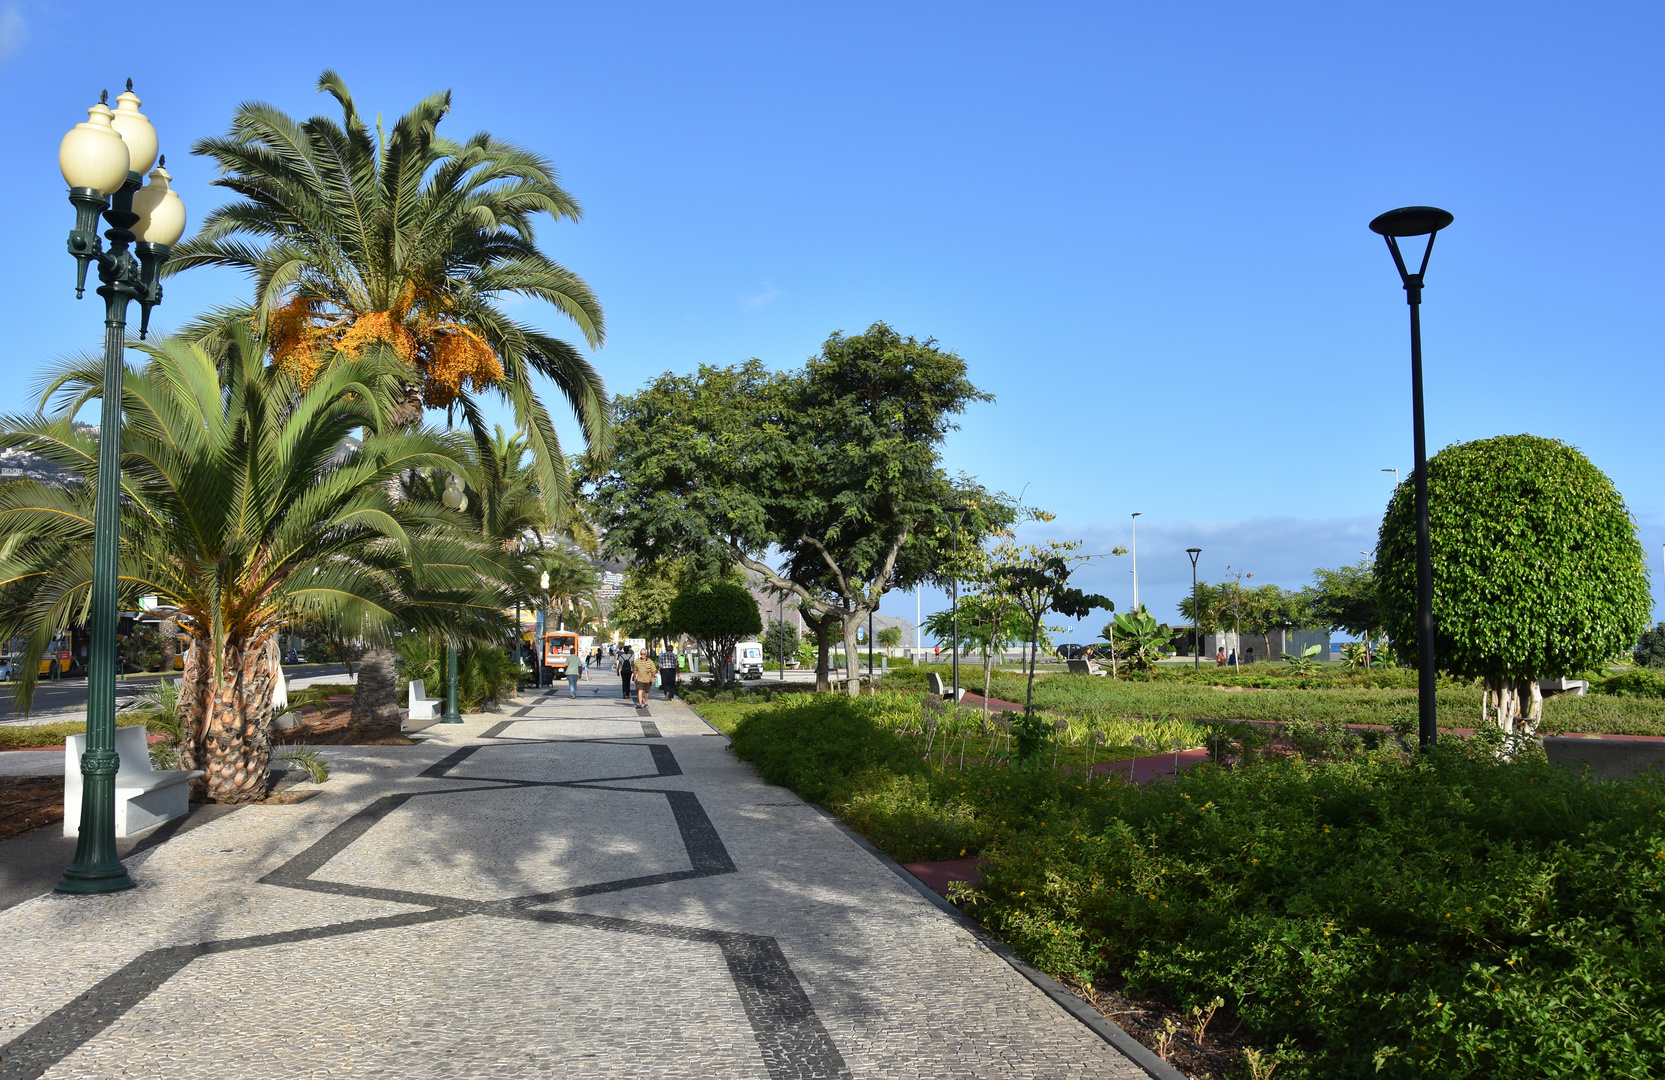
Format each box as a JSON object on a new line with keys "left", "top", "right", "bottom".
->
{"left": 1055, "top": 643, "right": 1094, "bottom": 660}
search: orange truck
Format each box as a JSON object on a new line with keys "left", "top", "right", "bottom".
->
{"left": 540, "top": 631, "right": 580, "bottom": 677}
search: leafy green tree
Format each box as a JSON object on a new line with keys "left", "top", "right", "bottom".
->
{"left": 1636, "top": 623, "right": 1665, "bottom": 669}
{"left": 1377, "top": 434, "right": 1651, "bottom": 732}
{"left": 763, "top": 618, "right": 801, "bottom": 664}
{"left": 1306, "top": 560, "right": 1382, "bottom": 667}
{"left": 668, "top": 581, "right": 761, "bottom": 681}
{"left": 0, "top": 329, "right": 508, "bottom": 801}
{"left": 592, "top": 324, "right": 1007, "bottom": 695}
{"left": 875, "top": 625, "right": 902, "bottom": 648}
{"left": 990, "top": 540, "right": 1112, "bottom": 713}
{"left": 169, "top": 71, "right": 608, "bottom": 519}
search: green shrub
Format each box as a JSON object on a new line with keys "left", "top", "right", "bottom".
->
{"left": 1594, "top": 668, "right": 1665, "bottom": 699}
{"left": 726, "top": 691, "right": 1665, "bottom": 1078}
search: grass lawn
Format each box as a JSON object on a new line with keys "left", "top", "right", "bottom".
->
{"left": 878, "top": 665, "right": 1665, "bottom": 737}
{"left": 0, "top": 715, "right": 151, "bottom": 751}
{"left": 714, "top": 690, "right": 1665, "bottom": 1079}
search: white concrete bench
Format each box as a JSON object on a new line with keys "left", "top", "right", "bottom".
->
{"left": 1066, "top": 658, "right": 1107, "bottom": 677}
{"left": 63, "top": 725, "right": 203, "bottom": 838}
{"left": 925, "top": 671, "right": 968, "bottom": 702}
{"left": 408, "top": 679, "right": 441, "bottom": 721}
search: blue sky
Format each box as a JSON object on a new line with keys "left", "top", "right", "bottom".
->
{"left": 3, "top": 1, "right": 1661, "bottom": 641}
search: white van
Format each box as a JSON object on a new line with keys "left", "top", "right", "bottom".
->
{"left": 733, "top": 641, "right": 764, "bottom": 679}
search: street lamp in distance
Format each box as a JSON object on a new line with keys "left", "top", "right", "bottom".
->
{"left": 1186, "top": 549, "right": 1202, "bottom": 671}
{"left": 1382, "top": 467, "right": 1399, "bottom": 486}
{"left": 1370, "top": 204, "right": 1454, "bottom": 751}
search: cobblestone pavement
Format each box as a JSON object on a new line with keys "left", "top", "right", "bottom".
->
{"left": 0, "top": 683, "right": 1150, "bottom": 1079}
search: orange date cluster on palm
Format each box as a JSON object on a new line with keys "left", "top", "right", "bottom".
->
{"left": 269, "top": 290, "right": 503, "bottom": 409}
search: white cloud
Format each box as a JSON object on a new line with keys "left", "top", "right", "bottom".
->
{"left": 740, "top": 282, "right": 779, "bottom": 310}
{"left": 0, "top": 6, "right": 24, "bottom": 64}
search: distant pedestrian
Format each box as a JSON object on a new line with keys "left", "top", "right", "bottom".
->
{"left": 632, "top": 650, "right": 656, "bottom": 706}
{"left": 660, "top": 646, "right": 679, "bottom": 700}
{"left": 1245, "top": 647, "right": 1255, "bottom": 665}
{"left": 1228, "top": 649, "right": 1237, "bottom": 668}
{"left": 1215, "top": 648, "right": 1226, "bottom": 666}
{"left": 618, "top": 647, "right": 634, "bottom": 698}
{"left": 566, "top": 657, "right": 580, "bottom": 696}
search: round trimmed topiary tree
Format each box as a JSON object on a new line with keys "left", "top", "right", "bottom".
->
{"left": 667, "top": 581, "right": 762, "bottom": 683}
{"left": 1376, "top": 434, "right": 1651, "bottom": 732}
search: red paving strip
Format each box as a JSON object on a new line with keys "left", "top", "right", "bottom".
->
{"left": 902, "top": 856, "right": 988, "bottom": 899}
{"left": 960, "top": 690, "right": 1028, "bottom": 712}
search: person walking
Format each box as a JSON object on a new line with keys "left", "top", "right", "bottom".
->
{"left": 632, "top": 649, "right": 656, "bottom": 707}
{"left": 566, "top": 655, "right": 581, "bottom": 697}
{"left": 659, "top": 644, "right": 679, "bottom": 700}
{"left": 618, "top": 646, "right": 634, "bottom": 699}
{"left": 1215, "top": 647, "right": 1226, "bottom": 667}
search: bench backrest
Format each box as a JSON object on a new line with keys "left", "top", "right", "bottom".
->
{"left": 409, "top": 679, "right": 427, "bottom": 703}
{"left": 1067, "top": 659, "right": 1091, "bottom": 675}
{"left": 926, "top": 671, "right": 945, "bottom": 697}
{"left": 64, "top": 724, "right": 154, "bottom": 782}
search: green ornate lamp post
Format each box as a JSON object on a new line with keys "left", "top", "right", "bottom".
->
{"left": 55, "top": 83, "right": 187, "bottom": 895}
{"left": 439, "top": 475, "right": 467, "bottom": 723}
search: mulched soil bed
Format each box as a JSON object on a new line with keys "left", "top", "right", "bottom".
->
{"left": 0, "top": 776, "right": 65, "bottom": 841}
{"left": 1067, "top": 974, "right": 1250, "bottom": 1080}
{"left": 271, "top": 703, "right": 414, "bottom": 746}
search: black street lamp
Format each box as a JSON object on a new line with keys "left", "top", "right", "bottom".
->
{"left": 55, "top": 84, "right": 187, "bottom": 895}
{"left": 1186, "top": 548, "right": 1202, "bottom": 671}
{"left": 945, "top": 506, "right": 968, "bottom": 700}
{"left": 1370, "top": 205, "right": 1454, "bottom": 750}
{"left": 778, "top": 598, "right": 786, "bottom": 683}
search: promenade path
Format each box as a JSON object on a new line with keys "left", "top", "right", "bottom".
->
{"left": 0, "top": 682, "right": 1152, "bottom": 1079}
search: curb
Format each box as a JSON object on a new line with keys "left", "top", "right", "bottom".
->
{"left": 809, "top": 808, "right": 1191, "bottom": 1080}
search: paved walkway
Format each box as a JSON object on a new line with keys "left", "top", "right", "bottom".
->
{"left": 0, "top": 684, "right": 1150, "bottom": 1079}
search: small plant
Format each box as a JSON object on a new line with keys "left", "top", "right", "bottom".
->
{"left": 1280, "top": 643, "right": 1324, "bottom": 674}
{"left": 1154, "top": 1017, "right": 1180, "bottom": 1061}
{"left": 274, "top": 746, "right": 330, "bottom": 784}
{"left": 1012, "top": 709, "right": 1051, "bottom": 762}
{"left": 1243, "top": 1045, "right": 1278, "bottom": 1080}
{"left": 1189, "top": 995, "right": 1224, "bottom": 1044}
{"left": 120, "top": 677, "right": 184, "bottom": 768}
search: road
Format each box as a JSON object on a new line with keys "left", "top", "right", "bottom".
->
{"left": 0, "top": 664, "right": 355, "bottom": 722}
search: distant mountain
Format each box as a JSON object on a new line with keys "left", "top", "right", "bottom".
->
{"left": 0, "top": 423, "right": 95, "bottom": 486}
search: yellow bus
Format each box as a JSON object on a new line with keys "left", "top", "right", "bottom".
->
{"left": 0, "top": 634, "right": 74, "bottom": 679}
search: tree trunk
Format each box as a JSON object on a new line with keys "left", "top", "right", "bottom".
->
{"left": 1484, "top": 676, "right": 1544, "bottom": 736}
{"left": 800, "top": 609, "right": 832, "bottom": 692}
{"left": 180, "top": 635, "right": 276, "bottom": 804}
{"left": 840, "top": 610, "right": 870, "bottom": 697}
{"left": 391, "top": 380, "right": 426, "bottom": 430}
{"left": 351, "top": 646, "right": 402, "bottom": 735}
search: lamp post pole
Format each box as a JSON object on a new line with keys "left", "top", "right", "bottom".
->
{"left": 778, "top": 599, "right": 785, "bottom": 683}
{"left": 947, "top": 506, "right": 967, "bottom": 700}
{"left": 55, "top": 85, "right": 185, "bottom": 896}
{"left": 1187, "top": 548, "right": 1202, "bottom": 671}
{"left": 1130, "top": 512, "right": 1142, "bottom": 612}
{"left": 441, "top": 638, "right": 462, "bottom": 723}
{"left": 1371, "top": 206, "right": 1454, "bottom": 751}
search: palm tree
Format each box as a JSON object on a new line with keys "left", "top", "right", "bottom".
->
{"left": 0, "top": 327, "right": 511, "bottom": 802}
{"left": 165, "top": 70, "right": 609, "bottom": 520}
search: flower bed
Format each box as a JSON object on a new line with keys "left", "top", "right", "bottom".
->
{"left": 724, "top": 691, "right": 1665, "bottom": 1078}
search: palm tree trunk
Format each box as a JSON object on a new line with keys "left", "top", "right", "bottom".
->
{"left": 391, "top": 380, "right": 426, "bottom": 430}
{"left": 181, "top": 636, "right": 276, "bottom": 804}
{"left": 351, "top": 646, "right": 402, "bottom": 734}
